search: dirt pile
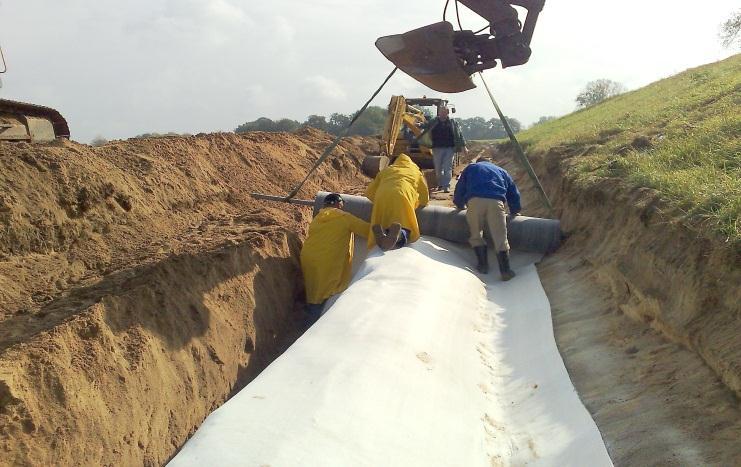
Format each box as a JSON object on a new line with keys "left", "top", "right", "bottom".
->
{"left": 0, "top": 128, "right": 374, "bottom": 465}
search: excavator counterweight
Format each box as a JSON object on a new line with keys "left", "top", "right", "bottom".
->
{"left": 0, "top": 99, "right": 70, "bottom": 142}
{"left": 0, "top": 42, "right": 70, "bottom": 142}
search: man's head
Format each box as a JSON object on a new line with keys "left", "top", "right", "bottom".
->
{"left": 474, "top": 155, "right": 494, "bottom": 164}
{"left": 323, "top": 193, "right": 344, "bottom": 209}
{"left": 437, "top": 106, "right": 450, "bottom": 120}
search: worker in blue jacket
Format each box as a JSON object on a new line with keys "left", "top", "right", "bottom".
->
{"left": 453, "top": 156, "right": 521, "bottom": 280}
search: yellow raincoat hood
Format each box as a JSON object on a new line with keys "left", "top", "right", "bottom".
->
{"left": 300, "top": 207, "right": 369, "bottom": 304}
{"left": 365, "top": 154, "right": 429, "bottom": 248}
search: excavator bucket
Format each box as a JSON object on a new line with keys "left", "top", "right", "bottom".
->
{"left": 0, "top": 99, "right": 70, "bottom": 142}
{"left": 375, "top": 22, "right": 476, "bottom": 93}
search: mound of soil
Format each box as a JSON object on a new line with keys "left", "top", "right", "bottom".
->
{"left": 0, "top": 128, "right": 374, "bottom": 465}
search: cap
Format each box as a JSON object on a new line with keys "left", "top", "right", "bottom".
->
{"left": 323, "top": 193, "right": 344, "bottom": 205}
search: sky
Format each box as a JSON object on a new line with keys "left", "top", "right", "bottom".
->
{"left": 0, "top": 0, "right": 737, "bottom": 143}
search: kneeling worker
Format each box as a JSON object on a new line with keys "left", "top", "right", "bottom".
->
{"left": 300, "top": 193, "right": 370, "bottom": 324}
{"left": 453, "top": 156, "right": 521, "bottom": 280}
{"left": 366, "top": 154, "right": 429, "bottom": 250}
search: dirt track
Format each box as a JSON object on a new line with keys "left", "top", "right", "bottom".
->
{"left": 0, "top": 129, "right": 375, "bottom": 465}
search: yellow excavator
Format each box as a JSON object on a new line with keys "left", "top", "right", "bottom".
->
{"left": 361, "top": 95, "right": 455, "bottom": 178}
{"left": 361, "top": 96, "right": 466, "bottom": 191}
{"left": 0, "top": 42, "right": 70, "bottom": 142}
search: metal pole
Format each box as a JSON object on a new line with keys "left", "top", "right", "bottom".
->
{"left": 477, "top": 72, "right": 554, "bottom": 215}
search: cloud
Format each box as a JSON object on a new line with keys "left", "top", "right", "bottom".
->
{"left": 304, "top": 75, "right": 347, "bottom": 100}
{"left": 206, "top": 0, "right": 251, "bottom": 24}
{"left": 3, "top": 0, "right": 738, "bottom": 141}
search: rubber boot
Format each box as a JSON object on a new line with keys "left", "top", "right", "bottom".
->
{"left": 382, "top": 223, "right": 402, "bottom": 251}
{"left": 497, "top": 250, "right": 516, "bottom": 281}
{"left": 372, "top": 224, "right": 388, "bottom": 250}
{"left": 473, "top": 245, "right": 489, "bottom": 274}
{"left": 373, "top": 223, "right": 400, "bottom": 251}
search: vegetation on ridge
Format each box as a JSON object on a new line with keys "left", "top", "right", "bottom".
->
{"left": 518, "top": 54, "right": 740, "bottom": 246}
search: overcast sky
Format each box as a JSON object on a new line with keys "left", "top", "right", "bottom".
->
{"left": 0, "top": 0, "right": 737, "bottom": 143}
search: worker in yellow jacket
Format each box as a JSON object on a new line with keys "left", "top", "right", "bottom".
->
{"left": 300, "top": 193, "right": 370, "bottom": 324}
{"left": 366, "top": 154, "right": 429, "bottom": 250}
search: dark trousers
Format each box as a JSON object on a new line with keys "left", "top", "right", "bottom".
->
{"left": 305, "top": 301, "right": 326, "bottom": 326}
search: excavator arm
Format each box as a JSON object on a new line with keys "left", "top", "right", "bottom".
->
{"left": 376, "top": 0, "right": 545, "bottom": 93}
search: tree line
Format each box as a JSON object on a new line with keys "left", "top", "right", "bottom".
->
{"left": 234, "top": 107, "right": 524, "bottom": 141}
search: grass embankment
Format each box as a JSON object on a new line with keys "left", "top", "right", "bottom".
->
{"left": 520, "top": 54, "right": 740, "bottom": 246}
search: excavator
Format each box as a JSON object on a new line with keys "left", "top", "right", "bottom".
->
{"left": 361, "top": 95, "right": 455, "bottom": 179}
{"left": 376, "top": 0, "right": 544, "bottom": 93}
{"left": 362, "top": 0, "right": 545, "bottom": 182}
{"left": 0, "top": 42, "right": 70, "bottom": 142}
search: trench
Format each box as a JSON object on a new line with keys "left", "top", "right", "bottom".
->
{"left": 1, "top": 231, "right": 309, "bottom": 466}
{"left": 481, "top": 142, "right": 741, "bottom": 465}
{"left": 2, "top": 132, "right": 739, "bottom": 465}
{"left": 0, "top": 131, "right": 374, "bottom": 466}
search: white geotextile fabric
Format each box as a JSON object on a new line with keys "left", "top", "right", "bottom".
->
{"left": 169, "top": 238, "right": 612, "bottom": 467}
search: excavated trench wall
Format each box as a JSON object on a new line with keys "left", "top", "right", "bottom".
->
{"left": 486, "top": 141, "right": 741, "bottom": 399}
{"left": 0, "top": 129, "right": 374, "bottom": 466}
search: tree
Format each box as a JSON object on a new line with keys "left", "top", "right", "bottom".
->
{"left": 91, "top": 136, "right": 108, "bottom": 147}
{"left": 326, "top": 112, "right": 351, "bottom": 135}
{"left": 506, "top": 117, "right": 522, "bottom": 133}
{"left": 720, "top": 10, "right": 741, "bottom": 48}
{"left": 534, "top": 115, "right": 556, "bottom": 126}
{"left": 348, "top": 106, "right": 387, "bottom": 136}
{"left": 235, "top": 117, "right": 301, "bottom": 133}
{"left": 456, "top": 116, "right": 521, "bottom": 140}
{"left": 458, "top": 116, "right": 489, "bottom": 140}
{"left": 236, "top": 117, "right": 271, "bottom": 133}
{"left": 575, "top": 79, "right": 626, "bottom": 108}
{"left": 273, "top": 119, "right": 300, "bottom": 132}
{"left": 303, "top": 115, "right": 329, "bottom": 132}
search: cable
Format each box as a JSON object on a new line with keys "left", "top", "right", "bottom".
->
{"left": 0, "top": 43, "right": 6, "bottom": 74}
{"left": 454, "top": 0, "right": 464, "bottom": 30}
{"left": 477, "top": 72, "right": 554, "bottom": 214}
{"left": 443, "top": 0, "right": 451, "bottom": 22}
{"left": 283, "top": 67, "right": 399, "bottom": 201}
{"left": 473, "top": 24, "right": 489, "bottom": 34}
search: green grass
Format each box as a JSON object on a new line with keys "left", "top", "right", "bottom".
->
{"left": 518, "top": 54, "right": 741, "bottom": 246}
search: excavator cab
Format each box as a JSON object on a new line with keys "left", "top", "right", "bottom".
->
{"left": 376, "top": 0, "right": 545, "bottom": 93}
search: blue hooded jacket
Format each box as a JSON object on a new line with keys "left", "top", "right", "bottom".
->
{"left": 453, "top": 161, "right": 521, "bottom": 213}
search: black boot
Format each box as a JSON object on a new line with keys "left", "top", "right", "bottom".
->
{"left": 497, "top": 250, "right": 516, "bottom": 281}
{"left": 473, "top": 246, "right": 489, "bottom": 274}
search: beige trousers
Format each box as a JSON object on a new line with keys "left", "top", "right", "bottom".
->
{"left": 465, "top": 197, "right": 509, "bottom": 251}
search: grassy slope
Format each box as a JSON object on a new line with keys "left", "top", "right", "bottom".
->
{"left": 519, "top": 54, "right": 740, "bottom": 246}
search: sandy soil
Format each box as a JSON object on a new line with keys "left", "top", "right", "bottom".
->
{"left": 473, "top": 141, "right": 741, "bottom": 465}
{"left": 1, "top": 128, "right": 738, "bottom": 465}
{"left": 539, "top": 248, "right": 741, "bottom": 466}
{"left": 0, "top": 129, "right": 374, "bottom": 466}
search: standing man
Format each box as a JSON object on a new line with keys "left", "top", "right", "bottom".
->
{"left": 300, "top": 193, "right": 370, "bottom": 324}
{"left": 366, "top": 154, "right": 429, "bottom": 251}
{"left": 428, "top": 106, "right": 466, "bottom": 193}
{"left": 453, "top": 156, "right": 521, "bottom": 280}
